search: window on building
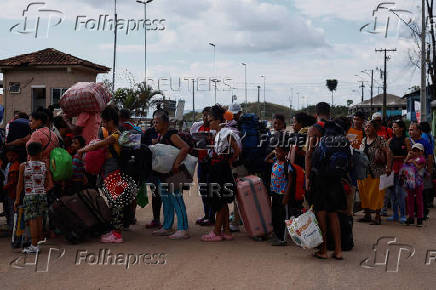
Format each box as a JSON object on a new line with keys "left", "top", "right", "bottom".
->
{"left": 51, "top": 88, "right": 68, "bottom": 106}
{"left": 9, "top": 82, "right": 20, "bottom": 94}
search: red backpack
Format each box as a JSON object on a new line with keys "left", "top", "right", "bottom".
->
{"left": 290, "top": 163, "right": 305, "bottom": 201}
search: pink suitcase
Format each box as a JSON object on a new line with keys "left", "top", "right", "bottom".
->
{"left": 237, "top": 175, "right": 273, "bottom": 237}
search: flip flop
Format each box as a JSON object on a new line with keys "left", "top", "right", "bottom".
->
{"left": 313, "top": 252, "right": 328, "bottom": 260}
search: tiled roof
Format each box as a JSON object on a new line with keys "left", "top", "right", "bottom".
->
{"left": 355, "top": 94, "right": 406, "bottom": 107}
{"left": 0, "top": 48, "right": 110, "bottom": 72}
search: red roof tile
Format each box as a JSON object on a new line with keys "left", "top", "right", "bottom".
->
{"left": 0, "top": 48, "right": 110, "bottom": 72}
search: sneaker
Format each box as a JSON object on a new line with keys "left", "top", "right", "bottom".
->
{"left": 145, "top": 220, "right": 162, "bottom": 229}
{"left": 405, "top": 218, "right": 414, "bottom": 226}
{"left": 169, "top": 230, "right": 190, "bottom": 240}
{"left": 386, "top": 216, "right": 398, "bottom": 222}
{"left": 229, "top": 224, "right": 240, "bottom": 232}
{"left": 399, "top": 216, "right": 407, "bottom": 224}
{"left": 100, "top": 231, "right": 124, "bottom": 243}
{"left": 22, "top": 245, "right": 40, "bottom": 254}
{"left": 381, "top": 208, "right": 388, "bottom": 217}
{"left": 196, "top": 217, "right": 206, "bottom": 225}
{"left": 417, "top": 218, "right": 423, "bottom": 227}
{"left": 152, "top": 228, "right": 174, "bottom": 236}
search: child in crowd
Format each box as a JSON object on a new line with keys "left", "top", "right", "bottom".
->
{"left": 265, "top": 136, "right": 293, "bottom": 246}
{"left": 70, "top": 136, "right": 87, "bottom": 194}
{"left": 14, "top": 142, "right": 52, "bottom": 253}
{"left": 403, "top": 143, "right": 426, "bottom": 227}
{"left": 3, "top": 146, "right": 21, "bottom": 233}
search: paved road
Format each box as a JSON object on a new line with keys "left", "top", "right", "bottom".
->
{"left": 1, "top": 183, "right": 436, "bottom": 289}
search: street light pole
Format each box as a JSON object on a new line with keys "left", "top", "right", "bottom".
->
{"left": 420, "top": 0, "right": 427, "bottom": 122}
{"left": 242, "top": 63, "right": 247, "bottom": 108}
{"left": 260, "top": 75, "right": 266, "bottom": 119}
{"left": 136, "top": 0, "right": 154, "bottom": 85}
{"left": 209, "top": 43, "right": 216, "bottom": 104}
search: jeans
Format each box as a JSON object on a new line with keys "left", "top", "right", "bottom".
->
{"left": 387, "top": 174, "right": 406, "bottom": 220}
{"left": 160, "top": 186, "right": 188, "bottom": 231}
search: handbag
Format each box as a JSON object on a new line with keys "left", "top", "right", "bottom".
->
{"left": 101, "top": 170, "right": 138, "bottom": 208}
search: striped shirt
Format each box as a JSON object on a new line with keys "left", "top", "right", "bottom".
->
{"left": 72, "top": 153, "right": 84, "bottom": 181}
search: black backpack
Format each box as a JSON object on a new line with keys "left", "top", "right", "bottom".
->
{"left": 311, "top": 120, "right": 351, "bottom": 177}
{"left": 238, "top": 114, "right": 270, "bottom": 173}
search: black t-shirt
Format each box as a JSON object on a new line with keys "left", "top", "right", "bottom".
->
{"left": 142, "top": 127, "right": 158, "bottom": 146}
{"left": 158, "top": 129, "right": 179, "bottom": 147}
{"left": 389, "top": 136, "right": 408, "bottom": 157}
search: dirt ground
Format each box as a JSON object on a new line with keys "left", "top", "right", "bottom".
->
{"left": 1, "top": 181, "right": 436, "bottom": 290}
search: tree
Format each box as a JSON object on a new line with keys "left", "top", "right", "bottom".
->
{"left": 326, "top": 79, "right": 338, "bottom": 106}
{"left": 103, "top": 74, "right": 164, "bottom": 116}
{"left": 402, "top": 0, "right": 436, "bottom": 100}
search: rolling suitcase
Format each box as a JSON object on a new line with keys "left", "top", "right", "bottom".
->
{"left": 50, "top": 198, "right": 88, "bottom": 244}
{"left": 78, "top": 189, "right": 112, "bottom": 229}
{"left": 237, "top": 175, "right": 273, "bottom": 237}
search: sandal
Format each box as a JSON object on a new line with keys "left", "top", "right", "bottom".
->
{"left": 201, "top": 231, "right": 224, "bottom": 242}
{"left": 221, "top": 232, "right": 234, "bottom": 241}
{"left": 332, "top": 254, "right": 344, "bottom": 260}
{"left": 313, "top": 252, "right": 328, "bottom": 260}
{"left": 370, "top": 217, "right": 381, "bottom": 225}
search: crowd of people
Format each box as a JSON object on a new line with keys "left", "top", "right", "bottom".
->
{"left": 0, "top": 101, "right": 434, "bottom": 262}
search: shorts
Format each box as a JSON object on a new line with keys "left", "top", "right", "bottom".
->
{"left": 23, "top": 194, "right": 48, "bottom": 221}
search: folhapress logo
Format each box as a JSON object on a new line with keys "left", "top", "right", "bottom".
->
{"left": 360, "top": 236, "right": 415, "bottom": 272}
{"left": 9, "top": 2, "right": 64, "bottom": 38}
{"left": 10, "top": 2, "right": 166, "bottom": 38}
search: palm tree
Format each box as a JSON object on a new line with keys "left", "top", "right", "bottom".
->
{"left": 112, "top": 82, "right": 163, "bottom": 116}
{"left": 326, "top": 79, "right": 338, "bottom": 106}
{"left": 135, "top": 82, "right": 163, "bottom": 116}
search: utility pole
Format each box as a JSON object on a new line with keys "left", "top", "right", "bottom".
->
{"left": 136, "top": 0, "right": 154, "bottom": 85}
{"left": 242, "top": 63, "right": 247, "bottom": 107}
{"left": 370, "top": 69, "right": 374, "bottom": 115}
{"left": 192, "top": 79, "right": 195, "bottom": 123}
{"left": 359, "top": 81, "right": 365, "bottom": 103}
{"left": 112, "top": 0, "right": 117, "bottom": 92}
{"left": 420, "top": 0, "right": 427, "bottom": 122}
{"left": 375, "top": 48, "right": 397, "bottom": 121}
{"left": 257, "top": 85, "right": 261, "bottom": 118}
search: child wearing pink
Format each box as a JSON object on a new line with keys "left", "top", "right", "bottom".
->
{"left": 404, "top": 143, "right": 426, "bottom": 227}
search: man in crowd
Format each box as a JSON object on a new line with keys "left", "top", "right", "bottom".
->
{"left": 372, "top": 112, "right": 393, "bottom": 140}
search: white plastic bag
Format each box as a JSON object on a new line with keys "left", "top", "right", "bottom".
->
{"left": 379, "top": 173, "right": 394, "bottom": 190}
{"left": 285, "top": 208, "right": 323, "bottom": 249}
{"left": 149, "top": 144, "right": 198, "bottom": 176}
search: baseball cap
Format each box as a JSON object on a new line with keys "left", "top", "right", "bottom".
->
{"left": 372, "top": 112, "right": 382, "bottom": 120}
{"left": 229, "top": 103, "right": 242, "bottom": 114}
{"left": 412, "top": 143, "right": 425, "bottom": 152}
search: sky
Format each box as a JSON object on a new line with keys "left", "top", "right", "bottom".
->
{"left": 0, "top": 0, "right": 425, "bottom": 112}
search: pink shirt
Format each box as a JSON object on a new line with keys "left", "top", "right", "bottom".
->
{"left": 76, "top": 112, "right": 101, "bottom": 144}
